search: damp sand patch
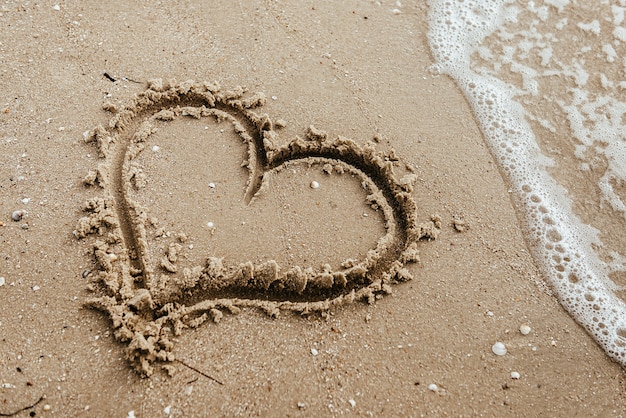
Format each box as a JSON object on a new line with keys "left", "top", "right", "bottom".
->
{"left": 75, "top": 80, "right": 440, "bottom": 376}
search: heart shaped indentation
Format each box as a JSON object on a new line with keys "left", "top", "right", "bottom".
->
{"left": 76, "top": 80, "right": 440, "bottom": 375}
{"left": 130, "top": 117, "right": 388, "bottom": 289}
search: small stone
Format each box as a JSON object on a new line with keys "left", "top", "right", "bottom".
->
{"left": 52, "top": 4, "right": 60, "bottom": 11}
{"left": 43, "top": 404, "right": 51, "bottom": 411}
{"left": 11, "top": 210, "right": 26, "bottom": 221}
{"left": 207, "top": 221, "right": 215, "bottom": 229}
{"left": 311, "top": 348, "right": 319, "bottom": 356}
{"left": 492, "top": 342, "right": 507, "bottom": 356}
{"left": 127, "top": 411, "right": 136, "bottom": 418}
{"left": 510, "top": 371, "right": 521, "bottom": 379}
{"left": 519, "top": 324, "right": 531, "bottom": 335}
{"left": 32, "top": 285, "right": 40, "bottom": 291}
{"left": 297, "top": 402, "right": 306, "bottom": 409}
{"left": 427, "top": 383, "right": 438, "bottom": 392}
{"left": 310, "top": 180, "right": 319, "bottom": 189}
{"left": 151, "top": 145, "right": 160, "bottom": 152}
{"left": 164, "top": 405, "right": 171, "bottom": 414}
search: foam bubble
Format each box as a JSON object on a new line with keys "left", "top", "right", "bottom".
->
{"left": 427, "top": 0, "right": 626, "bottom": 365}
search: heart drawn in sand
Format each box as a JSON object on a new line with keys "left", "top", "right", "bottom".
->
{"left": 75, "top": 80, "right": 440, "bottom": 375}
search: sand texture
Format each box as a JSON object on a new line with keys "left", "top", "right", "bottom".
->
{"left": 1, "top": 1, "right": 625, "bottom": 417}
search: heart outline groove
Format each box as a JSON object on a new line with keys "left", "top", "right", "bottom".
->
{"left": 76, "top": 79, "right": 440, "bottom": 375}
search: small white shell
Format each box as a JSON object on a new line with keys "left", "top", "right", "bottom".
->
{"left": 0, "top": 277, "right": 5, "bottom": 286}
{"left": 492, "top": 341, "right": 507, "bottom": 356}
{"left": 310, "top": 180, "right": 319, "bottom": 189}
{"left": 519, "top": 324, "right": 531, "bottom": 335}
{"left": 11, "top": 210, "right": 26, "bottom": 221}
{"left": 510, "top": 371, "right": 521, "bottom": 379}
{"left": 427, "top": 383, "right": 438, "bottom": 392}
{"left": 207, "top": 221, "right": 215, "bottom": 229}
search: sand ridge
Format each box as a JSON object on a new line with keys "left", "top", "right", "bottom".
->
{"left": 74, "top": 80, "right": 440, "bottom": 375}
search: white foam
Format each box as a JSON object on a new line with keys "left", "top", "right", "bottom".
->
{"left": 427, "top": 0, "right": 626, "bottom": 365}
{"left": 602, "top": 43, "right": 617, "bottom": 63}
{"left": 614, "top": 25, "right": 626, "bottom": 42}
{"left": 612, "top": 5, "right": 625, "bottom": 25}
{"left": 577, "top": 20, "right": 601, "bottom": 35}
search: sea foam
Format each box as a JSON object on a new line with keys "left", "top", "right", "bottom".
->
{"left": 427, "top": 0, "right": 626, "bottom": 364}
